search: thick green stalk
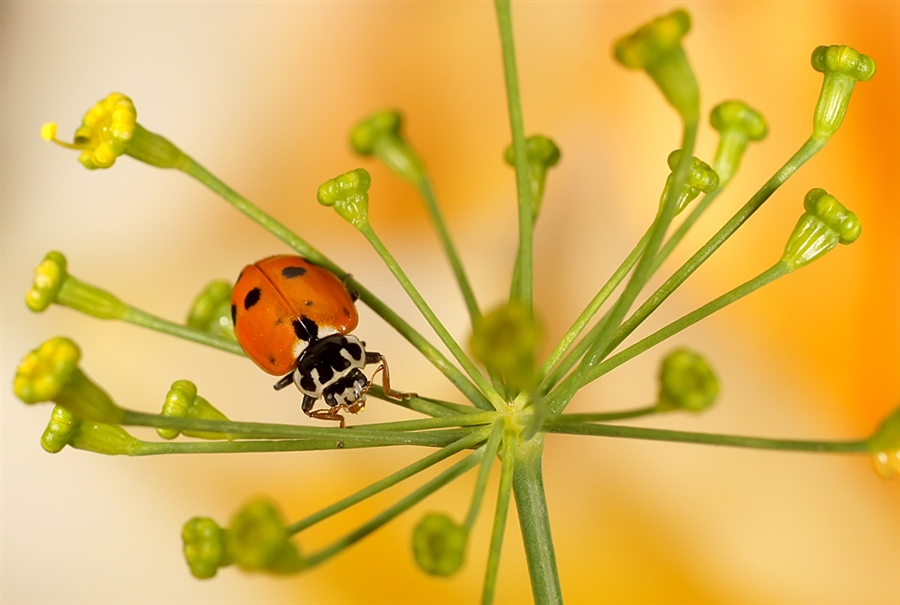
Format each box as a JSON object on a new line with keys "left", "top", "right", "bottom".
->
{"left": 512, "top": 435, "right": 562, "bottom": 604}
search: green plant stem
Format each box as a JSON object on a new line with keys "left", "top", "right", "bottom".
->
{"left": 122, "top": 306, "right": 245, "bottom": 355}
{"left": 357, "top": 221, "right": 506, "bottom": 412}
{"left": 465, "top": 420, "right": 506, "bottom": 530}
{"left": 536, "top": 228, "right": 651, "bottom": 391}
{"left": 551, "top": 137, "right": 826, "bottom": 414}
{"left": 481, "top": 426, "right": 517, "bottom": 605}
{"left": 573, "top": 120, "right": 699, "bottom": 380}
{"left": 288, "top": 427, "right": 491, "bottom": 534}
{"left": 558, "top": 262, "right": 789, "bottom": 399}
{"left": 495, "top": 0, "right": 534, "bottom": 310}
{"left": 350, "top": 412, "right": 497, "bottom": 433}
{"left": 543, "top": 421, "right": 869, "bottom": 453}
{"left": 511, "top": 435, "right": 562, "bottom": 604}
{"left": 120, "top": 410, "right": 478, "bottom": 448}
{"left": 652, "top": 188, "right": 722, "bottom": 273}
{"left": 179, "top": 157, "right": 492, "bottom": 410}
{"left": 553, "top": 405, "right": 660, "bottom": 423}
{"left": 418, "top": 178, "right": 481, "bottom": 324}
{"left": 367, "top": 385, "right": 482, "bottom": 418}
{"left": 304, "top": 448, "right": 485, "bottom": 569}
{"left": 129, "top": 438, "right": 396, "bottom": 455}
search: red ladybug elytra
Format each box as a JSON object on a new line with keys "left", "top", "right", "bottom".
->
{"left": 231, "top": 255, "right": 409, "bottom": 426}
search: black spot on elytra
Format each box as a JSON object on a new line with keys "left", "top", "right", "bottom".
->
{"left": 293, "top": 315, "right": 319, "bottom": 342}
{"left": 305, "top": 300, "right": 314, "bottom": 306}
{"left": 230, "top": 304, "right": 237, "bottom": 323}
{"left": 243, "top": 287, "right": 262, "bottom": 310}
{"left": 342, "top": 306, "right": 351, "bottom": 317}
{"left": 282, "top": 265, "right": 307, "bottom": 279}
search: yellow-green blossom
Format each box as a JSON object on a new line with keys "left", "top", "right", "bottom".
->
{"left": 41, "top": 405, "right": 139, "bottom": 455}
{"left": 657, "top": 348, "right": 719, "bottom": 413}
{"left": 613, "top": 9, "right": 698, "bottom": 121}
{"left": 709, "top": 100, "right": 767, "bottom": 184}
{"left": 810, "top": 46, "right": 876, "bottom": 141}
{"left": 42, "top": 92, "right": 188, "bottom": 169}
{"left": 14, "top": 337, "right": 124, "bottom": 423}
{"left": 183, "top": 517, "right": 233, "bottom": 579}
{"left": 504, "top": 135, "right": 561, "bottom": 218}
{"left": 227, "top": 499, "right": 305, "bottom": 575}
{"left": 867, "top": 406, "right": 900, "bottom": 479}
{"left": 317, "top": 168, "right": 371, "bottom": 227}
{"left": 159, "top": 380, "right": 232, "bottom": 440}
{"left": 350, "top": 109, "right": 426, "bottom": 184}
{"left": 26, "top": 251, "right": 127, "bottom": 319}
{"left": 186, "top": 280, "right": 235, "bottom": 340}
{"left": 781, "top": 188, "right": 861, "bottom": 271}
{"left": 412, "top": 512, "right": 468, "bottom": 576}
{"left": 659, "top": 150, "right": 719, "bottom": 215}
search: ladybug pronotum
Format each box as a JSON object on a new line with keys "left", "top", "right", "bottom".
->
{"left": 231, "top": 255, "right": 409, "bottom": 426}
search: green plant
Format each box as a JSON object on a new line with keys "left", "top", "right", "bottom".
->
{"left": 13, "top": 4, "right": 897, "bottom": 603}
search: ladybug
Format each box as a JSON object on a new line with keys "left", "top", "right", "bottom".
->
{"left": 231, "top": 255, "right": 409, "bottom": 426}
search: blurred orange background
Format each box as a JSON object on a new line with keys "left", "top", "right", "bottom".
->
{"left": 1, "top": 2, "right": 897, "bottom": 603}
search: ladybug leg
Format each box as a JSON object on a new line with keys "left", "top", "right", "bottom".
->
{"left": 301, "top": 394, "right": 318, "bottom": 415}
{"left": 341, "top": 274, "right": 360, "bottom": 302}
{"left": 307, "top": 407, "right": 347, "bottom": 429}
{"left": 364, "top": 352, "right": 416, "bottom": 401}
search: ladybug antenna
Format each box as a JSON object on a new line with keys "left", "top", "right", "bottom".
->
{"left": 273, "top": 374, "right": 294, "bottom": 391}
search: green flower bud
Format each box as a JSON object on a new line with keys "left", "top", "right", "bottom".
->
{"left": 350, "top": 109, "right": 426, "bottom": 185}
{"left": 26, "top": 251, "right": 127, "bottom": 320}
{"left": 810, "top": 46, "right": 875, "bottom": 141}
{"left": 503, "top": 135, "right": 561, "bottom": 219}
{"left": 412, "top": 513, "right": 468, "bottom": 577}
{"left": 14, "top": 337, "right": 124, "bottom": 423}
{"left": 159, "top": 380, "right": 232, "bottom": 440}
{"left": 41, "top": 405, "right": 139, "bottom": 455}
{"left": 659, "top": 150, "right": 719, "bottom": 215}
{"left": 657, "top": 348, "right": 719, "bottom": 413}
{"left": 613, "top": 9, "right": 698, "bottom": 121}
{"left": 183, "top": 517, "right": 232, "bottom": 579}
{"left": 867, "top": 405, "right": 900, "bottom": 479}
{"left": 227, "top": 499, "right": 304, "bottom": 575}
{"left": 42, "top": 93, "right": 189, "bottom": 170}
{"left": 186, "top": 280, "right": 235, "bottom": 340}
{"left": 468, "top": 300, "right": 541, "bottom": 393}
{"left": 781, "top": 188, "right": 861, "bottom": 271}
{"left": 709, "top": 100, "right": 767, "bottom": 184}
{"left": 316, "top": 168, "right": 371, "bottom": 228}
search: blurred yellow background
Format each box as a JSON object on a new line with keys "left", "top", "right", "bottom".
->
{"left": 1, "top": 2, "right": 897, "bottom": 603}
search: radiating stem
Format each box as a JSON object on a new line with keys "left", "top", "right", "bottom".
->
{"left": 495, "top": 0, "right": 534, "bottom": 310}
{"left": 481, "top": 426, "right": 517, "bottom": 605}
